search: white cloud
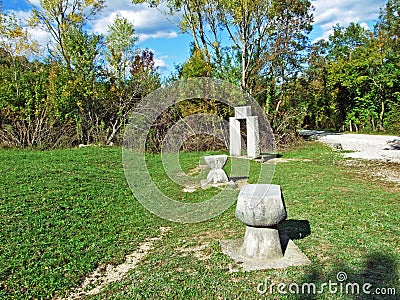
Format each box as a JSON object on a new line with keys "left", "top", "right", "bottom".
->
{"left": 29, "top": 27, "right": 52, "bottom": 46}
{"left": 5, "top": 0, "right": 180, "bottom": 66}
{"left": 359, "top": 22, "right": 370, "bottom": 31}
{"left": 138, "top": 31, "right": 178, "bottom": 41}
{"left": 312, "top": 29, "right": 334, "bottom": 43}
{"left": 154, "top": 58, "right": 167, "bottom": 68}
{"left": 7, "top": 0, "right": 180, "bottom": 43}
{"left": 4, "top": 9, "right": 52, "bottom": 50}
{"left": 310, "top": 0, "right": 387, "bottom": 41}
{"left": 91, "top": 0, "right": 180, "bottom": 42}
{"left": 7, "top": 9, "right": 31, "bottom": 22}
{"left": 28, "top": 0, "right": 41, "bottom": 6}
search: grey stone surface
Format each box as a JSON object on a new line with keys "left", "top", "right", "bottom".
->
{"left": 221, "top": 183, "right": 310, "bottom": 271}
{"left": 242, "top": 226, "right": 283, "bottom": 259}
{"left": 204, "top": 155, "right": 228, "bottom": 170}
{"left": 387, "top": 138, "right": 400, "bottom": 150}
{"left": 332, "top": 143, "right": 343, "bottom": 151}
{"left": 236, "top": 184, "right": 286, "bottom": 227}
{"left": 201, "top": 155, "right": 229, "bottom": 188}
{"left": 219, "top": 233, "right": 311, "bottom": 271}
{"left": 234, "top": 106, "right": 252, "bottom": 119}
{"left": 299, "top": 130, "right": 400, "bottom": 163}
{"left": 229, "top": 117, "right": 242, "bottom": 157}
{"left": 206, "top": 169, "right": 229, "bottom": 183}
{"left": 246, "top": 116, "right": 260, "bottom": 158}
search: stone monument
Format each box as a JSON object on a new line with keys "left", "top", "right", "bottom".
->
{"left": 201, "top": 155, "right": 229, "bottom": 188}
{"left": 229, "top": 106, "right": 260, "bottom": 159}
{"left": 220, "top": 184, "right": 311, "bottom": 271}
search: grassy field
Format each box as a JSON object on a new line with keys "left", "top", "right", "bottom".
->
{"left": 0, "top": 143, "right": 399, "bottom": 299}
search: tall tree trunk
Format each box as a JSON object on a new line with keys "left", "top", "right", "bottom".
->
{"left": 379, "top": 99, "right": 385, "bottom": 130}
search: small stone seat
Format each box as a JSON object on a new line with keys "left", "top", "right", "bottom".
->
{"left": 202, "top": 155, "right": 229, "bottom": 186}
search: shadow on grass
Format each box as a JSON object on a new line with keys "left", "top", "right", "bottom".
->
{"left": 295, "top": 251, "right": 399, "bottom": 299}
{"left": 261, "top": 153, "right": 283, "bottom": 158}
{"left": 278, "top": 219, "right": 311, "bottom": 240}
{"left": 258, "top": 153, "right": 283, "bottom": 163}
{"left": 229, "top": 176, "right": 249, "bottom": 182}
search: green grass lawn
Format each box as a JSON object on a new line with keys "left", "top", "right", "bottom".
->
{"left": 0, "top": 143, "right": 399, "bottom": 299}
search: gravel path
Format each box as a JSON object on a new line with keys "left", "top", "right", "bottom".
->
{"left": 299, "top": 130, "right": 400, "bottom": 163}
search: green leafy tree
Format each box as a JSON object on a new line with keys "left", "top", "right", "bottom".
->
{"left": 0, "top": 10, "right": 58, "bottom": 147}
{"left": 106, "top": 16, "right": 138, "bottom": 84}
{"left": 0, "top": 10, "right": 38, "bottom": 101}
{"left": 64, "top": 25, "right": 103, "bottom": 143}
{"left": 325, "top": 23, "right": 371, "bottom": 130}
{"left": 302, "top": 0, "right": 399, "bottom": 133}
{"left": 103, "top": 17, "right": 160, "bottom": 145}
{"left": 29, "top": 0, "right": 105, "bottom": 68}
{"left": 301, "top": 40, "right": 337, "bottom": 129}
{"left": 262, "top": 0, "right": 313, "bottom": 127}
{"left": 325, "top": 18, "right": 399, "bottom": 132}
{"left": 135, "top": 0, "right": 312, "bottom": 95}
{"left": 180, "top": 47, "right": 213, "bottom": 78}
{"left": 375, "top": 0, "right": 400, "bottom": 132}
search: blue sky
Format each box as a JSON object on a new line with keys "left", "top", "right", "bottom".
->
{"left": 3, "top": 0, "right": 388, "bottom": 76}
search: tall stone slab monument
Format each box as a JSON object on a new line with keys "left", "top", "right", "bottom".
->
{"left": 229, "top": 106, "right": 260, "bottom": 158}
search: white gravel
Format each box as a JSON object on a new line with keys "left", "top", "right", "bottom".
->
{"left": 299, "top": 131, "right": 400, "bottom": 163}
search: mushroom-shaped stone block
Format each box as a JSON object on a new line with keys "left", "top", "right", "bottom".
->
{"left": 236, "top": 184, "right": 286, "bottom": 227}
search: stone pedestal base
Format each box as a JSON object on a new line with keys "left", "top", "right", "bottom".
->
{"left": 201, "top": 155, "right": 229, "bottom": 188}
{"left": 206, "top": 169, "right": 229, "bottom": 183}
{"left": 220, "top": 232, "right": 311, "bottom": 271}
{"left": 242, "top": 226, "right": 283, "bottom": 260}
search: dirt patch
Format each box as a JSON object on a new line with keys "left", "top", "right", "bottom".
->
{"left": 268, "top": 158, "right": 313, "bottom": 164}
{"left": 194, "top": 229, "right": 242, "bottom": 241}
{"left": 341, "top": 159, "right": 400, "bottom": 190}
{"left": 177, "top": 165, "right": 208, "bottom": 177}
{"left": 61, "top": 227, "right": 171, "bottom": 299}
{"left": 186, "top": 165, "right": 208, "bottom": 176}
{"left": 183, "top": 186, "right": 197, "bottom": 193}
{"left": 174, "top": 229, "right": 242, "bottom": 263}
{"left": 176, "top": 242, "right": 212, "bottom": 261}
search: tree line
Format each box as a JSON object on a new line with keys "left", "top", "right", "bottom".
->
{"left": 0, "top": 0, "right": 160, "bottom": 148}
{"left": 0, "top": 0, "right": 399, "bottom": 149}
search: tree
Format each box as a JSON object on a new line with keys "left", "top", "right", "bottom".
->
{"left": 374, "top": 0, "right": 400, "bottom": 131}
{"left": 135, "top": 0, "right": 313, "bottom": 94}
{"left": 0, "top": 0, "right": 164, "bottom": 148}
{"left": 327, "top": 22, "right": 370, "bottom": 61}
{"left": 324, "top": 17, "right": 399, "bottom": 132}
{"left": 29, "top": 0, "right": 105, "bottom": 68}
{"left": 0, "top": 10, "right": 55, "bottom": 147}
{"left": 325, "top": 23, "right": 371, "bottom": 130}
{"left": 106, "top": 16, "right": 138, "bottom": 84}
{"left": 180, "top": 47, "right": 213, "bottom": 78}
{"left": 262, "top": 0, "right": 313, "bottom": 123}
{"left": 0, "top": 10, "right": 38, "bottom": 100}
{"left": 102, "top": 17, "right": 159, "bottom": 145}
{"left": 300, "top": 39, "right": 337, "bottom": 129}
